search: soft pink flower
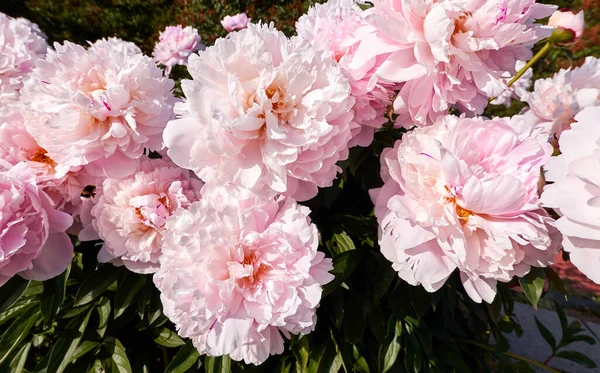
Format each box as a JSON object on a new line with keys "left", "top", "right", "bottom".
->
{"left": 221, "top": 13, "right": 250, "bottom": 32}
{"left": 163, "top": 23, "right": 355, "bottom": 201}
{"left": 153, "top": 25, "right": 204, "bottom": 74}
{"left": 370, "top": 115, "right": 559, "bottom": 303}
{"left": 21, "top": 41, "right": 176, "bottom": 179}
{"left": 296, "top": 0, "right": 395, "bottom": 147}
{"left": 548, "top": 9, "right": 585, "bottom": 43}
{"left": 524, "top": 56, "right": 600, "bottom": 143}
{"left": 0, "top": 163, "right": 73, "bottom": 286}
{"left": 347, "top": 0, "right": 556, "bottom": 127}
{"left": 541, "top": 106, "right": 600, "bottom": 284}
{"left": 80, "top": 158, "right": 202, "bottom": 274}
{"left": 0, "top": 13, "right": 47, "bottom": 104}
{"left": 154, "top": 190, "right": 333, "bottom": 364}
{"left": 491, "top": 61, "right": 532, "bottom": 108}
{"left": 90, "top": 37, "right": 142, "bottom": 56}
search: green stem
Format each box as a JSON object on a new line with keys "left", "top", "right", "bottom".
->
{"left": 489, "top": 41, "right": 553, "bottom": 103}
{"left": 459, "top": 339, "right": 561, "bottom": 373}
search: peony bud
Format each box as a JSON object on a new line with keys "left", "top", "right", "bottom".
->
{"left": 220, "top": 13, "right": 250, "bottom": 33}
{"left": 548, "top": 9, "right": 585, "bottom": 45}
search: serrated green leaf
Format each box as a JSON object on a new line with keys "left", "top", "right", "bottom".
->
{"left": 114, "top": 272, "right": 146, "bottom": 319}
{"left": 153, "top": 327, "right": 185, "bottom": 348}
{"left": 0, "top": 277, "right": 30, "bottom": 314}
{"left": 45, "top": 306, "right": 93, "bottom": 373}
{"left": 381, "top": 320, "right": 402, "bottom": 373}
{"left": 96, "top": 297, "right": 110, "bottom": 337}
{"left": 534, "top": 317, "right": 556, "bottom": 353}
{"left": 322, "top": 250, "right": 366, "bottom": 297}
{"left": 555, "top": 350, "right": 597, "bottom": 369}
{"left": 41, "top": 264, "right": 70, "bottom": 325}
{"left": 165, "top": 340, "right": 200, "bottom": 373}
{"left": 74, "top": 265, "right": 121, "bottom": 306}
{"left": 518, "top": 268, "right": 546, "bottom": 309}
{"left": 0, "top": 306, "right": 39, "bottom": 365}
{"left": 103, "top": 337, "right": 133, "bottom": 373}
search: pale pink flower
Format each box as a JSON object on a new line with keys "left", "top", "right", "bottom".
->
{"left": 80, "top": 158, "right": 202, "bottom": 274}
{"left": 90, "top": 37, "right": 142, "bottom": 56}
{"left": 163, "top": 23, "right": 355, "bottom": 201}
{"left": 221, "top": 13, "right": 250, "bottom": 32}
{"left": 548, "top": 9, "right": 585, "bottom": 44}
{"left": 154, "top": 190, "right": 333, "bottom": 364}
{"left": 524, "top": 56, "right": 600, "bottom": 143}
{"left": 296, "top": 0, "right": 395, "bottom": 147}
{"left": 21, "top": 41, "right": 176, "bottom": 179}
{"left": 153, "top": 25, "right": 204, "bottom": 74}
{"left": 541, "top": 106, "right": 600, "bottom": 284}
{"left": 491, "top": 61, "right": 532, "bottom": 108}
{"left": 370, "top": 114, "right": 559, "bottom": 303}
{"left": 0, "top": 163, "right": 73, "bottom": 286}
{"left": 348, "top": 0, "right": 556, "bottom": 127}
{"left": 0, "top": 13, "right": 47, "bottom": 104}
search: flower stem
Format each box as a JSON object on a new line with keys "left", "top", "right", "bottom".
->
{"left": 459, "top": 339, "right": 562, "bottom": 373}
{"left": 507, "top": 42, "right": 552, "bottom": 88}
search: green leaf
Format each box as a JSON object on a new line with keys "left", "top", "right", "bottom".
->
{"left": 0, "top": 306, "right": 39, "bottom": 365}
{"left": 6, "top": 341, "right": 31, "bottom": 372}
{"left": 381, "top": 320, "right": 402, "bottom": 373}
{"left": 555, "top": 302, "right": 568, "bottom": 334}
{"left": 103, "top": 337, "right": 133, "bottom": 373}
{"left": 114, "top": 272, "right": 146, "bottom": 319}
{"left": 322, "top": 250, "right": 366, "bottom": 297}
{"left": 70, "top": 341, "right": 100, "bottom": 363}
{"left": 153, "top": 327, "right": 185, "bottom": 348}
{"left": 205, "top": 356, "right": 231, "bottom": 373}
{"left": 534, "top": 317, "right": 556, "bottom": 353}
{"left": 343, "top": 291, "right": 365, "bottom": 344}
{"left": 328, "top": 231, "right": 356, "bottom": 256}
{"left": 96, "top": 297, "right": 110, "bottom": 337}
{"left": 372, "top": 260, "right": 397, "bottom": 303}
{"left": 45, "top": 306, "right": 93, "bottom": 373}
{"left": 518, "top": 268, "right": 546, "bottom": 309}
{"left": 0, "top": 299, "right": 37, "bottom": 327}
{"left": 555, "top": 350, "right": 597, "bottom": 369}
{"left": 165, "top": 340, "right": 200, "bottom": 373}
{"left": 0, "top": 277, "right": 30, "bottom": 313}
{"left": 41, "top": 264, "right": 70, "bottom": 325}
{"left": 74, "top": 265, "right": 121, "bottom": 306}
{"left": 562, "top": 334, "right": 597, "bottom": 346}
{"left": 545, "top": 267, "right": 567, "bottom": 301}
{"left": 147, "top": 291, "right": 164, "bottom": 326}
{"left": 292, "top": 335, "right": 310, "bottom": 373}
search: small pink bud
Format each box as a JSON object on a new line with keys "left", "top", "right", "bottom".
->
{"left": 220, "top": 13, "right": 250, "bottom": 33}
{"left": 548, "top": 10, "right": 585, "bottom": 45}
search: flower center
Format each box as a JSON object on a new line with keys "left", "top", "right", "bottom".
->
{"left": 453, "top": 12, "right": 472, "bottom": 35}
{"left": 30, "top": 148, "right": 57, "bottom": 168}
{"left": 133, "top": 194, "right": 171, "bottom": 230}
{"left": 237, "top": 249, "right": 270, "bottom": 289}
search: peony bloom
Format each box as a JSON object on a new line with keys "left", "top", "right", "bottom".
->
{"left": 163, "top": 23, "right": 355, "bottom": 201}
{"left": 296, "top": 0, "right": 395, "bottom": 147}
{"left": 491, "top": 61, "right": 532, "bottom": 108}
{"left": 0, "top": 163, "right": 74, "bottom": 286}
{"left": 154, "top": 189, "right": 333, "bottom": 364}
{"left": 347, "top": 0, "right": 556, "bottom": 127}
{"left": 153, "top": 25, "right": 204, "bottom": 74}
{"left": 221, "top": 13, "right": 250, "bottom": 32}
{"left": 548, "top": 9, "right": 585, "bottom": 44}
{"left": 21, "top": 40, "right": 176, "bottom": 179}
{"left": 370, "top": 114, "right": 560, "bottom": 303}
{"left": 0, "top": 13, "right": 47, "bottom": 104}
{"left": 541, "top": 106, "right": 600, "bottom": 284}
{"left": 90, "top": 37, "right": 142, "bottom": 56}
{"left": 80, "top": 158, "right": 202, "bottom": 274}
{"left": 524, "top": 56, "right": 600, "bottom": 144}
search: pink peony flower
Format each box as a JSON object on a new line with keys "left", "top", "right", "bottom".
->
{"left": 0, "top": 13, "right": 47, "bottom": 104}
{"left": 541, "top": 106, "right": 600, "bottom": 284}
{"left": 370, "top": 114, "right": 560, "bottom": 303}
{"left": 548, "top": 9, "right": 585, "bottom": 44}
{"left": 90, "top": 37, "right": 142, "bottom": 56}
{"left": 296, "top": 0, "right": 396, "bottom": 147}
{"left": 163, "top": 23, "right": 355, "bottom": 201}
{"left": 80, "top": 157, "right": 202, "bottom": 273}
{"left": 221, "top": 13, "right": 250, "bottom": 32}
{"left": 523, "top": 56, "right": 600, "bottom": 144}
{"left": 491, "top": 61, "right": 532, "bottom": 108}
{"left": 153, "top": 25, "right": 204, "bottom": 74}
{"left": 154, "top": 189, "right": 333, "bottom": 364}
{"left": 21, "top": 40, "right": 176, "bottom": 179}
{"left": 0, "top": 163, "right": 74, "bottom": 286}
{"left": 347, "top": 0, "right": 556, "bottom": 127}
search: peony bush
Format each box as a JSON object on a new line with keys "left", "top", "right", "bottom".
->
{"left": 0, "top": 2, "right": 599, "bottom": 372}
